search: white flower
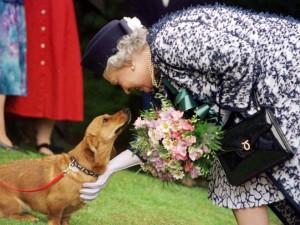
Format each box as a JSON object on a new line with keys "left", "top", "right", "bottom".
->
{"left": 148, "top": 129, "right": 160, "bottom": 146}
{"left": 162, "top": 138, "right": 173, "bottom": 150}
{"left": 159, "top": 121, "right": 171, "bottom": 133}
{"left": 172, "top": 170, "right": 185, "bottom": 180}
{"left": 123, "top": 17, "right": 143, "bottom": 31}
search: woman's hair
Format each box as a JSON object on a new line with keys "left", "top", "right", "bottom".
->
{"left": 104, "top": 27, "right": 148, "bottom": 77}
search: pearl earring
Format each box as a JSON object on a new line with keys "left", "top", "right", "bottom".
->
{"left": 131, "top": 64, "right": 135, "bottom": 71}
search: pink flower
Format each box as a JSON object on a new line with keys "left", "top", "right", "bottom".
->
{"left": 188, "top": 146, "right": 204, "bottom": 161}
{"left": 134, "top": 117, "right": 145, "bottom": 128}
{"left": 180, "top": 120, "right": 194, "bottom": 131}
{"left": 150, "top": 157, "right": 165, "bottom": 171}
{"left": 185, "top": 135, "right": 197, "bottom": 145}
{"left": 189, "top": 151, "right": 199, "bottom": 161}
{"left": 171, "top": 131, "right": 181, "bottom": 140}
{"left": 159, "top": 109, "right": 173, "bottom": 121}
{"left": 159, "top": 108, "right": 183, "bottom": 121}
{"left": 200, "top": 144, "right": 210, "bottom": 153}
{"left": 171, "top": 142, "right": 188, "bottom": 160}
{"left": 146, "top": 120, "right": 157, "bottom": 129}
{"left": 190, "top": 166, "right": 202, "bottom": 179}
{"left": 170, "top": 110, "right": 184, "bottom": 121}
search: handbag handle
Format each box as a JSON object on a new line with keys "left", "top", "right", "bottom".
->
{"left": 222, "top": 91, "right": 261, "bottom": 129}
{"left": 253, "top": 92, "right": 261, "bottom": 111}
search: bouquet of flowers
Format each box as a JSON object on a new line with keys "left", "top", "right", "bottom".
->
{"left": 130, "top": 94, "right": 223, "bottom": 181}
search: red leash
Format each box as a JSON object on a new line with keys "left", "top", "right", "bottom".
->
{"left": 0, "top": 157, "right": 98, "bottom": 192}
{"left": 0, "top": 172, "right": 66, "bottom": 192}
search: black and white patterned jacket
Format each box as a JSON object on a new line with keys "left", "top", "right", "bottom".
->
{"left": 147, "top": 4, "right": 300, "bottom": 112}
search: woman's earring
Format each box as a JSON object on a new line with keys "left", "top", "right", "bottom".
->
{"left": 130, "top": 64, "right": 135, "bottom": 71}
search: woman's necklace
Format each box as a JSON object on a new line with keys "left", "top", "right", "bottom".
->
{"left": 146, "top": 47, "right": 162, "bottom": 88}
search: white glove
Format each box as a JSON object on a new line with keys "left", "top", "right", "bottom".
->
{"left": 80, "top": 149, "right": 141, "bottom": 202}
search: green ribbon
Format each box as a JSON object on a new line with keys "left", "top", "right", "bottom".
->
{"left": 163, "top": 80, "right": 210, "bottom": 119}
{"left": 174, "top": 89, "right": 197, "bottom": 111}
{"left": 194, "top": 104, "right": 210, "bottom": 120}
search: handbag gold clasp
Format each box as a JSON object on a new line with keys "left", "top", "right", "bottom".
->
{"left": 241, "top": 140, "right": 251, "bottom": 151}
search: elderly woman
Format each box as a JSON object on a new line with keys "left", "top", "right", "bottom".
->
{"left": 81, "top": 4, "right": 300, "bottom": 225}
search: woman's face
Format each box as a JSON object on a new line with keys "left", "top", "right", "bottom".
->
{"left": 104, "top": 45, "right": 153, "bottom": 94}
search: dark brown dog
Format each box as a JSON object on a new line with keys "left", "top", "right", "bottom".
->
{"left": 0, "top": 109, "right": 130, "bottom": 225}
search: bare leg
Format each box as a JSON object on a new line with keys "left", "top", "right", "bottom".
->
{"left": 36, "top": 119, "right": 55, "bottom": 155}
{"left": 233, "top": 205, "right": 269, "bottom": 225}
{"left": 0, "top": 95, "right": 13, "bottom": 147}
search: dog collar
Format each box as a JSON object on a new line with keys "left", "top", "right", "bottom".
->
{"left": 69, "top": 157, "right": 99, "bottom": 178}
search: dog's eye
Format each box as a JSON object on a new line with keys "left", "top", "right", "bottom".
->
{"left": 103, "top": 118, "right": 109, "bottom": 123}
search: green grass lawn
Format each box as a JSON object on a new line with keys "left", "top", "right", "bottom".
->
{"left": 0, "top": 148, "right": 281, "bottom": 225}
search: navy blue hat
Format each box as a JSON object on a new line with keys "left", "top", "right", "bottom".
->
{"left": 81, "top": 19, "right": 133, "bottom": 75}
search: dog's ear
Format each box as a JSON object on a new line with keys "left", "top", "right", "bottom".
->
{"left": 86, "top": 134, "right": 99, "bottom": 154}
{"left": 85, "top": 134, "right": 104, "bottom": 167}
{"left": 84, "top": 134, "right": 99, "bottom": 163}
{"left": 85, "top": 134, "right": 110, "bottom": 171}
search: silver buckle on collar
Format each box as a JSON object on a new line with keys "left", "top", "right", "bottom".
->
{"left": 63, "top": 161, "right": 79, "bottom": 174}
{"left": 69, "top": 163, "right": 80, "bottom": 172}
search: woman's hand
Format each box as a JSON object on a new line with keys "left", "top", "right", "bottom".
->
{"left": 80, "top": 149, "right": 142, "bottom": 202}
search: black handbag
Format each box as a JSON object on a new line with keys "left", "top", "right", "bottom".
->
{"left": 217, "top": 107, "right": 294, "bottom": 186}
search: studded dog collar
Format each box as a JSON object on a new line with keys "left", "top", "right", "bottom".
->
{"left": 69, "top": 156, "right": 99, "bottom": 178}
